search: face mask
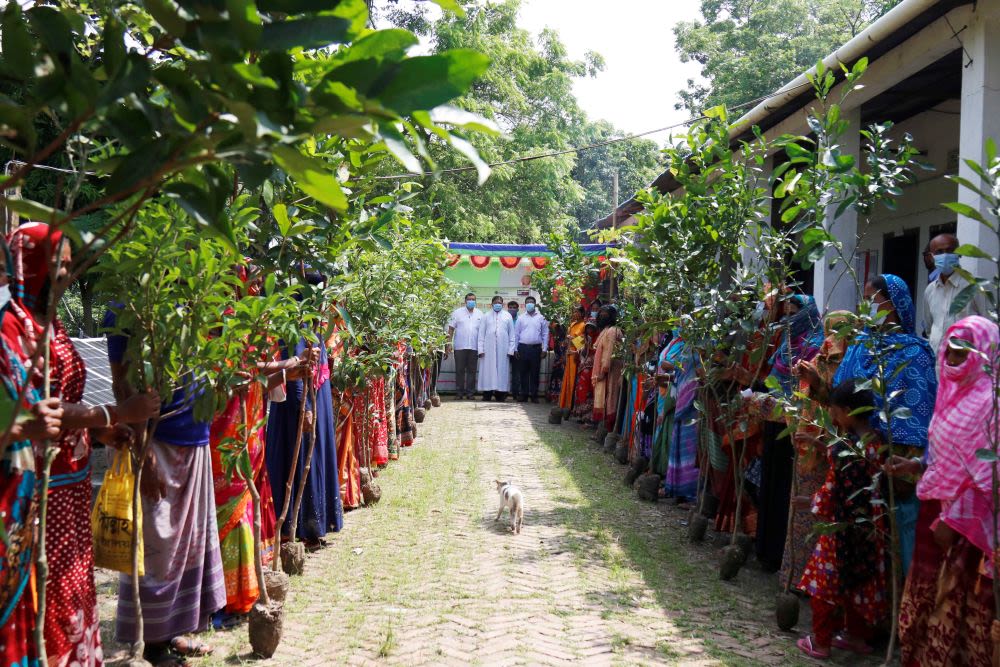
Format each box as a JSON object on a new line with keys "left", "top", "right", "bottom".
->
{"left": 0, "top": 284, "right": 10, "bottom": 311}
{"left": 868, "top": 300, "right": 881, "bottom": 319}
{"left": 934, "top": 252, "right": 960, "bottom": 276}
{"left": 752, "top": 302, "right": 765, "bottom": 323}
{"left": 525, "top": 303, "right": 535, "bottom": 314}
{"left": 590, "top": 311, "right": 598, "bottom": 319}
{"left": 466, "top": 300, "right": 476, "bottom": 310}
{"left": 493, "top": 303, "right": 502, "bottom": 313}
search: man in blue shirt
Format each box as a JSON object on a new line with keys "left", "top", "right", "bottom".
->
{"left": 513, "top": 296, "right": 548, "bottom": 403}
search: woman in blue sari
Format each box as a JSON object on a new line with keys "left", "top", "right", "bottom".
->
{"left": 830, "top": 273, "right": 937, "bottom": 572}
{"left": 663, "top": 334, "right": 699, "bottom": 500}
{"left": 266, "top": 330, "right": 344, "bottom": 545}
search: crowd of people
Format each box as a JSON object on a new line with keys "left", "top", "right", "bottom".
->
{"left": 528, "top": 233, "right": 998, "bottom": 664}
{"left": 0, "top": 223, "right": 427, "bottom": 667}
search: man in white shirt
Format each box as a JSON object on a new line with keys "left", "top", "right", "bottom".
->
{"left": 446, "top": 292, "right": 483, "bottom": 399}
{"left": 924, "top": 233, "right": 980, "bottom": 360}
{"left": 477, "top": 295, "right": 516, "bottom": 401}
{"left": 513, "top": 296, "right": 548, "bottom": 403}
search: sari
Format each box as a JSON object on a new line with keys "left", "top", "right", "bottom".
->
{"left": 0, "top": 338, "right": 43, "bottom": 667}
{"left": 592, "top": 326, "right": 623, "bottom": 430}
{"left": 4, "top": 223, "right": 102, "bottom": 666}
{"left": 899, "top": 316, "right": 998, "bottom": 666}
{"left": 354, "top": 377, "right": 389, "bottom": 467}
{"left": 756, "top": 295, "right": 824, "bottom": 572}
{"left": 650, "top": 338, "right": 682, "bottom": 476}
{"left": 547, "top": 333, "right": 566, "bottom": 403}
{"left": 832, "top": 274, "right": 937, "bottom": 571}
{"left": 209, "top": 380, "right": 275, "bottom": 615}
{"left": 559, "top": 320, "right": 586, "bottom": 411}
{"left": 664, "top": 339, "right": 699, "bottom": 499}
{"left": 572, "top": 330, "right": 597, "bottom": 422}
{"left": 394, "top": 344, "right": 414, "bottom": 449}
{"left": 328, "top": 325, "right": 361, "bottom": 509}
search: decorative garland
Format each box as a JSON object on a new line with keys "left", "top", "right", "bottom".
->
{"left": 498, "top": 256, "right": 521, "bottom": 269}
{"left": 530, "top": 257, "right": 549, "bottom": 269}
{"left": 469, "top": 255, "right": 491, "bottom": 269}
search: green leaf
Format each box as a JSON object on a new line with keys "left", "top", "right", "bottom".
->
{"left": 225, "top": 0, "right": 263, "bottom": 48}
{"left": 260, "top": 0, "right": 366, "bottom": 50}
{"left": 942, "top": 202, "right": 994, "bottom": 230}
{"left": 332, "top": 29, "right": 417, "bottom": 65}
{"left": 144, "top": 0, "right": 188, "bottom": 37}
{"left": 2, "top": 197, "right": 64, "bottom": 224}
{"left": 975, "top": 448, "right": 998, "bottom": 463}
{"left": 949, "top": 282, "right": 979, "bottom": 317}
{"left": 428, "top": 0, "right": 465, "bottom": 16}
{"left": 273, "top": 203, "right": 291, "bottom": 236}
{"left": 954, "top": 243, "right": 992, "bottom": 260}
{"left": 373, "top": 50, "right": 491, "bottom": 115}
{"left": 272, "top": 145, "right": 348, "bottom": 212}
{"left": 2, "top": 5, "right": 35, "bottom": 79}
{"left": 449, "top": 134, "right": 490, "bottom": 185}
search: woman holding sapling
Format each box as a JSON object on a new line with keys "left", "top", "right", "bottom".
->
{"left": 0, "top": 233, "right": 65, "bottom": 667}
{"left": 893, "top": 315, "right": 998, "bottom": 666}
{"left": 798, "top": 273, "right": 937, "bottom": 573}
{"left": 1, "top": 223, "right": 161, "bottom": 667}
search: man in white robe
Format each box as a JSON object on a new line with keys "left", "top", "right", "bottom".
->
{"left": 477, "top": 295, "right": 516, "bottom": 401}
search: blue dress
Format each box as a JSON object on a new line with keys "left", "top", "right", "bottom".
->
{"left": 266, "top": 334, "right": 343, "bottom": 540}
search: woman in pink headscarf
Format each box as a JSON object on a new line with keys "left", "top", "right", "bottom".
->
{"left": 897, "top": 315, "right": 998, "bottom": 666}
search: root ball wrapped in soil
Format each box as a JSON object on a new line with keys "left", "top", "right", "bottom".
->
{"left": 264, "top": 569, "right": 290, "bottom": 603}
{"left": 249, "top": 601, "right": 285, "bottom": 658}
{"left": 279, "top": 542, "right": 305, "bottom": 576}
{"left": 775, "top": 592, "right": 800, "bottom": 631}
{"left": 687, "top": 514, "right": 709, "bottom": 542}
{"left": 624, "top": 456, "right": 648, "bottom": 485}
{"left": 635, "top": 473, "right": 662, "bottom": 502}
{"left": 360, "top": 467, "right": 382, "bottom": 506}
{"left": 719, "top": 544, "right": 744, "bottom": 580}
{"left": 602, "top": 432, "right": 619, "bottom": 453}
{"left": 431, "top": 394, "right": 441, "bottom": 407}
{"left": 414, "top": 407, "right": 426, "bottom": 423}
{"left": 423, "top": 399, "right": 432, "bottom": 410}
{"left": 548, "top": 412, "right": 562, "bottom": 424}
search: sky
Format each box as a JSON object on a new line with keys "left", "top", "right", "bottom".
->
{"left": 516, "top": 0, "right": 705, "bottom": 141}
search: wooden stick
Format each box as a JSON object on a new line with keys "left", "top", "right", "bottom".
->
{"left": 272, "top": 342, "right": 311, "bottom": 570}
{"left": 288, "top": 381, "right": 319, "bottom": 542}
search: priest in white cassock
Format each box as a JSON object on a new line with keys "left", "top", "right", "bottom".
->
{"left": 477, "top": 295, "right": 517, "bottom": 402}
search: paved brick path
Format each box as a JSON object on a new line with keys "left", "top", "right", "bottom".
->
{"left": 100, "top": 399, "right": 875, "bottom": 666}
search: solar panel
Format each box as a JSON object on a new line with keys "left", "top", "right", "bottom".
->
{"left": 71, "top": 337, "right": 117, "bottom": 407}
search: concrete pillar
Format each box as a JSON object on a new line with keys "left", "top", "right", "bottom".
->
{"left": 814, "top": 107, "right": 861, "bottom": 313}
{"left": 957, "top": 4, "right": 1000, "bottom": 279}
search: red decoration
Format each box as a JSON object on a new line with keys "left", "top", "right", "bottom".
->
{"left": 469, "top": 255, "right": 491, "bottom": 269}
{"left": 530, "top": 257, "right": 548, "bottom": 269}
{"left": 446, "top": 254, "right": 461, "bottom": 267}
{"left": 498, "top": 256, "right": 521, "bottom": 269}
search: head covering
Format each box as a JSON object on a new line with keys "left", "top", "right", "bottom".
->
{"left": 881, "top": 273, "right": 916, "bottom": 334}
{"left": 922, "top": 316, "right": 999, "bottom": 499}
{"left": 832, "top": 274, "right": 937, "bottom": 447}
{"left": 9, "top": 222, "right": 63, "bottom": 310}
{"left": 919, "top": 316, "right": 999, "bottom": 557}
{"left": 769, "top": 294, "right": 823, "bottom": 394}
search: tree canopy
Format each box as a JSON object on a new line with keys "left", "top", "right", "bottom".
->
{"left": 673, "top": 0, "right": 900, "bottom": 114}
{"left": 381, "top": 0, "right": 661, "bottom": 242}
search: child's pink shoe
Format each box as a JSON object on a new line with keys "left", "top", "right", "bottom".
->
{"left": 797, "top": 636, "right": 831, "bottom": 660}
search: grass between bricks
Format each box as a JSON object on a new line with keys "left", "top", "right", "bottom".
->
{"left": 528, "top": 419, "right": 815, "bottom": 667}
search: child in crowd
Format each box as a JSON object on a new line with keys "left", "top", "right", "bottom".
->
{"left": 797, "top": 380, "right": 888, "bottom": 660}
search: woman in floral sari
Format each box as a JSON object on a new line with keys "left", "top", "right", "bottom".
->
{"left": 592, "top": 306, "right": 623, "bottom": 431}
{"left": 0, "top": 233, "right": 63, "bottom": 667}
{"left": 572, "top": 321, "right": 598, "bottom": 423}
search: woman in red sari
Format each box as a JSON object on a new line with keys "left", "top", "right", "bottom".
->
{"left": 2, "top": 223, "right": 159, "bottom": 666}
{"left": 327, "top": 315, "right": 361, "bottom": 509}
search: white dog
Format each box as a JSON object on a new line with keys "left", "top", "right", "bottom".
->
{"left": 494, "top": 480, "right": 524, "bottom": 534}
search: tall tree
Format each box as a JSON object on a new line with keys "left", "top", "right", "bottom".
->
{"left": 674, "top": 0, "right": 900, "bottom": 114}
{"left": 382, "top": 0, "right": 661, "bottom": 240}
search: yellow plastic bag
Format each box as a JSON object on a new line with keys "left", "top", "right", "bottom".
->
{"left": 91, "top": 448, "right": 143, "bottom": 576}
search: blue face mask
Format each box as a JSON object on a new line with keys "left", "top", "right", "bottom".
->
{"left": 590, "top": 310, "right": 598, "bottom": 319}
{"left": 934, "top": 252, "right": 960, "bottom": 276}
{"left": 493, "top": 303, "right": 502, "bottom": 312}
{"left": 466, "top": 300, "right": 476, "bottom": 310}
{"left": 526, "top": 303, "right": 535, "bottom": 314}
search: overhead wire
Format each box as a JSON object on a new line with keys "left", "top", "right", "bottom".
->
{"left": 372, "top": 78, "right": 821, "bottom": 181}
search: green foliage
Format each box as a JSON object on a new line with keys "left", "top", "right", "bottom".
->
{"left": 530, "top": 233, "right": 602, "bottom": 325}
{"left": 673, "top": 0, "right": 899, "bottom": 114}
{"left": 382, "top": 0, "right": 661, "bottom": 240}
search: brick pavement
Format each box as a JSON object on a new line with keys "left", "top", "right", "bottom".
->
{"left": 100, "top": 398, "right": 853, "bottom": 666}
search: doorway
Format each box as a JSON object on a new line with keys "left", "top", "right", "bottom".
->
{"left": 882, "top": 228, "right": 920, "bottom": 302}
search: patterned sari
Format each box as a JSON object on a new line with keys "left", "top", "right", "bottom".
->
{"left": 559, "top": 320, "right": 586, "bottom": 411}
{"left": 0, "top": 340, "right": 42, "bottom": 667}
{"left": 209, "top": 380, "right": 275, "bottom": 615}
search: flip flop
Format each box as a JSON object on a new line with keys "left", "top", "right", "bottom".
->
{"left": 832, "top": 634, "right": 874, "bottom": 655}
{"left": 169, "top": 636, "right": 213, "bottom": 657}
{"left": 797, "top": 636, "right": 830, "bottom": 660}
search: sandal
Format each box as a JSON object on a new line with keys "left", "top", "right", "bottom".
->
{"left": 832, "top": 634, "right": 874, "bottom": 655}
{"left": 145, "top": 643, "right": 186, "bottom": 666}
{"left": 797, "top": 636, "right": 830, "bottom": 660}
{"left": 169, "top": 636, "right": 214, "bottom": 657}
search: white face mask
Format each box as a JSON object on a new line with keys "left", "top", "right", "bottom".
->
{"left": 868, "top": 300, "right": 880, "bottom": 319}
{"left": 0, "top": 284, "right": 11, "bottom": 311}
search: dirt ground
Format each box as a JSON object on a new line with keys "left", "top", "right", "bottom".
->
{"left": 99, "top": 399, "right": 886, "bottom": 666}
